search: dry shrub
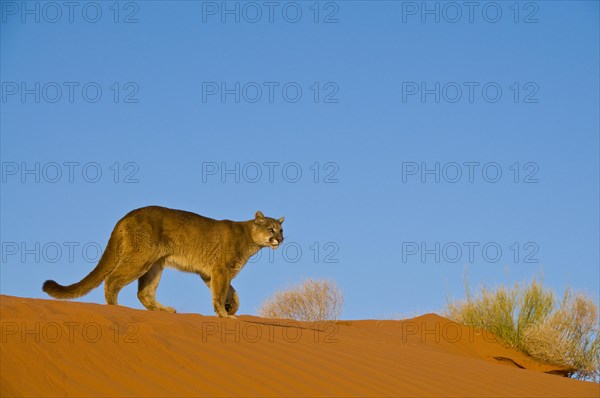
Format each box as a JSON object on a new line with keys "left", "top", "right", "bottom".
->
{"left": 523, "top": 291, "right": 600, "bottom": 380}
{"left": 446, "top": 279, "right": 554, "bottom": 348}
{"left": 259, "top": 279, "right": 343, "bottom": 322}
{"left": 446, "top": 278, "right": 599, "bottom": 381}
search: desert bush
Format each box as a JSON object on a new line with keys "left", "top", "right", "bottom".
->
{"left": 446, "top": 278, "right": 599, "bottom": 381}
{"left": 259, "top": 279, "right": 343, "bottom": 322}
{"left": 523, "top": 291, "right": 600, "bottom": 381}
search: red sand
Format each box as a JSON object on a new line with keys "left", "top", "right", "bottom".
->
{"left": 1, "top": 295, "right": 597, "bottom": 397}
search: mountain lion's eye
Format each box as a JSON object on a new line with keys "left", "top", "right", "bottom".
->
{"left": 268, "top": 227, "right": 274, "bottom": 232}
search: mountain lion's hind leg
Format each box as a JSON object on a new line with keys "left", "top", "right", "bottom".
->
{"left": 105, "top": 258, "right": 152, "bottom": 306}
{"left": 137, "top": 262, "right": 176, "bottom": 313}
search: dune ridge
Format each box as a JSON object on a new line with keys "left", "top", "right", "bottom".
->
{"left": 1, "top": 295, "right": 597, "bottom": 397}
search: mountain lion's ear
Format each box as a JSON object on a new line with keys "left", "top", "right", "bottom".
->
{"left": 255, "top": 211, "right": 265, "bottom": 224}
{"left": 278, "top": 217, "right": 285, "bottom": 224}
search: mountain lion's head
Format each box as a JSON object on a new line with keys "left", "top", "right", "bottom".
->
{"left": 252, "top": 211, "right": 284, "bottom": 249}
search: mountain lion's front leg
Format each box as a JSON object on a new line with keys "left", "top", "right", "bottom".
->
{"left": 210, "top": 272, "right": 234, "bottom": 318}
{"left": 201, "top": 274, "right": 239, "bottom": 316}
{"left": 225, "top": 285, "right": 239, "bottom": 316}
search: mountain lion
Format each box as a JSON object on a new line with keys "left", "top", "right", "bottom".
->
{"left": 42, "top": 206, "right": 284, "bottom": 318}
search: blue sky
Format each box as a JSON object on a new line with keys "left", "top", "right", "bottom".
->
{"left": 1, "top": 1, "right": 598, "bottom": 319}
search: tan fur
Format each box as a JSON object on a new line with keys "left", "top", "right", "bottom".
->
{"left": 42, "top": 206, "right": 284, "bottom": 318}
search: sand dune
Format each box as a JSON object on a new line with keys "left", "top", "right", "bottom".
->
{"left": 1, "top": 295, "right": 597, "bottom": 397}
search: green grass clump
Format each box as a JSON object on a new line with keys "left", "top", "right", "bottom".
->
{"left": 446, "top": 278, "right": 599, "bottom": 381}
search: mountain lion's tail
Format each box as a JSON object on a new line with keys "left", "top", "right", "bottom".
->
{"left": 42, "top": 236, "right": 120, "bottom": 299}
